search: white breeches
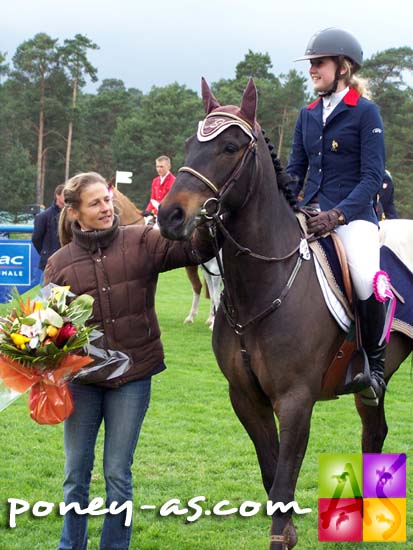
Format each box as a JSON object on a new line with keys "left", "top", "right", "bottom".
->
{"left": 335, "top": 220, "right": 380, "bottom": 300}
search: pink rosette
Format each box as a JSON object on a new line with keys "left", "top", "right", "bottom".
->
{"left": 373, "top": 270, "right": 392, "bottom": 302}
{"left": 373, "top": 270, "right": 396, "bottom": 345}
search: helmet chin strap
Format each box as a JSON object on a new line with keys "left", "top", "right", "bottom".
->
{"left": 317, "top": 55, "right": 345, "bottom": 98}
{"left": 318, "top": 78, "right": 339, "bottom": 97}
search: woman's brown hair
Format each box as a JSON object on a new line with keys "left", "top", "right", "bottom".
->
{"left": 58, "top": 172, "right": 108, "bottom": 245}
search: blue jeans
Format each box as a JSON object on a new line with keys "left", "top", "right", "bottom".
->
{"left": 58, "top": 378, "right": 151, "bottom": 550}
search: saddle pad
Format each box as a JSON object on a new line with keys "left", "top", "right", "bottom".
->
{"left": 312, "top": 237, "right": 413, "bottom": 340}
{"left": 313, "top": 255, "right": 352, "bottom": 332}
{"left": 381, "top": 245, "right": 413, "bottom": 339}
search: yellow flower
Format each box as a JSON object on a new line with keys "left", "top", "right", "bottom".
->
{"left": 10, "top": 333, "right": 31, "bottom": 347}
{"left": 46, "top": 325, "right": 59, "bottom": 337}
{"left": 34, "top": 301, "right": 44, "bottom": 311}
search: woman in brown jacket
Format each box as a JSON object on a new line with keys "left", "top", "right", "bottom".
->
{"left": 44, "top": 172, "right": 213, "bottom": 550}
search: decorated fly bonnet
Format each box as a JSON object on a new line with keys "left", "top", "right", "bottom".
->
{"left": 197, "top": 77, "right": 259, "bottom": 144}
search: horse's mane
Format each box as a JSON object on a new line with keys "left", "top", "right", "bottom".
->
{"left": 261, "top": 129, "right": 299, "bottom": 212}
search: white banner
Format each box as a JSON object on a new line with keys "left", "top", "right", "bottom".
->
{"left": 115, "top": 171, "right": 133, "bottom": 185}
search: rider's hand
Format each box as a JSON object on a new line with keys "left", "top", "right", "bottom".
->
{"left": 307, "top": 209, "right": 345, "bottom": 236}
{"left": 144, "top": 214, "right": 155, "bottom": 226}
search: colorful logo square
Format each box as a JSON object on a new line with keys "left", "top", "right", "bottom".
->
{"left": 363, "top": 453, "right": 406, "bottom": 498}
{"left": 363, "top": 498, "right": 406, "bottom": 542}
{"left": 318, "top": 453, "right": 407, "bottom": 542}
{"left": 318, "top": 498, "right": 363, "bottom": 541}
{"left": 318, "top": 454, "right": 362, "bottom": 498}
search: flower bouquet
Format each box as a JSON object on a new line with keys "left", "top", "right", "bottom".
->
{"left": 0, "top": 284, "right": 95, "bottom": 424}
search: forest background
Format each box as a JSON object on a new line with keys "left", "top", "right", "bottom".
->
{"left": 0, "top": 33, "right": 412, "bottom": 219}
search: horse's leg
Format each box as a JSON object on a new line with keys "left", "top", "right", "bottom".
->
{"left": 184, "top": 290, "right": 200, "bottom": 324}
{"left": 355, "top": 332, "right": 412, "bottom": 452}
{"left": 202, "top": 269, "right": 214, "bottom": 327}
{"left": 202, "top": 269, "right": 221, "bottom": 330}
{"left": 184, "top": 266, "right": 202, "bottom": 324}
{"left": 355, "top": 394, "right": 387, "bottom": 453}
{"left": 229, "top": 382, "right": 279, "bottom": 494}
{"left": 209, "top": 274, "right": 222, "bottom": 330}
{"left": 268, "top": 392, "right": 314, "bottom": 550}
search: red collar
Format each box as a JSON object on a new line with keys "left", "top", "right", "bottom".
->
{"left": 307, "top": 87, "right": 361, "bottom": 110}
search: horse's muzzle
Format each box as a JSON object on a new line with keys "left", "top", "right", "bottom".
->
{"left": 157, "top": 204, "right": 196, "bottom": 241}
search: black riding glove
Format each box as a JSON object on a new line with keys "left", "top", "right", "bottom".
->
{"left": 307, "top": 208, "right": 345, "bottom": 236}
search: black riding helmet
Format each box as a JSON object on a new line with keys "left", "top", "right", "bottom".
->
{"left": 296, "top": 27, "right": 363, "bottom": 96}
{"left": 296, "top": 27, "right": 363, "bottom": 70}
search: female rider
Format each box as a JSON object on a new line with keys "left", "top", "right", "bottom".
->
{"left": 287, "top": 28, "right": 387, "bottom": 406}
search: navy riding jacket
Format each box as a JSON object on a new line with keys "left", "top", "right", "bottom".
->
{"left": 287, "top": 88, "right": 385, "bottom": 225}
{"left": 32, "top": 202, "right": 62, "bottom": 270}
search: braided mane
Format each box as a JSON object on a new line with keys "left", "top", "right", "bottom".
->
{"left": 262, "top": 130, "right": 299, "bottom": 212}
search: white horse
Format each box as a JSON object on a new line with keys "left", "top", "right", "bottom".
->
{"left": 379, "top": 219, "right": 413, "bottom": 272}
{"left": 185, "top": 254, "right": 222, "bottom": 330}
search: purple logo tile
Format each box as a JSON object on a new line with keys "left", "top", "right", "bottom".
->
{"left": 363, "top": 453, "right": 406, "bottom": 498}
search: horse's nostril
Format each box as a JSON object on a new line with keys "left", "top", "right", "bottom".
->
{"left": 158, "top": 205, "right": 188, "bottom": 240}
{"left": 169, "top": 207, "right": 185, "bottom": 227}
{"left": 158, "top": 206, "right": 185, "bottom": 230}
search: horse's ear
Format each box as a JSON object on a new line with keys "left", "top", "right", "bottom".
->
{"left": 240, "top": 78, "right": 257, "bottom": 127}
{"left": 201, "top": 77, "right": 221, "bottom": 114}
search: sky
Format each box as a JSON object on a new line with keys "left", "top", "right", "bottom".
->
{"left": 2, "top": 0, "right": 413, "bottom": 95}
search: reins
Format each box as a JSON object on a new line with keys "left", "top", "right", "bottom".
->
{"left": 178, "top": 132, "right": 312, "bottom": 340}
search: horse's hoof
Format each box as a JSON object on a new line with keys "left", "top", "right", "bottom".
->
{"left": 184, "top": 317, "right": 194, "bottom": 324}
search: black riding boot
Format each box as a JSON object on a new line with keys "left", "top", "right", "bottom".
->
{"left": 344, "top": 294, "right": 387, "bottom": 406}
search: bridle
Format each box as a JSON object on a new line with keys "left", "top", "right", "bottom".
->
{"left": 177, "top": 116, "right": 311, "bottom": 343}
{"left": 179, "top": 112, "right": 258, "bottom": 213}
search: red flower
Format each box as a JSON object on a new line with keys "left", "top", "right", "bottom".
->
{"left": 55, "top": 323, "right": 77, "bottom": 347}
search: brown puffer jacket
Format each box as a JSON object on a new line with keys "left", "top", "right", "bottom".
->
{"left": 44, "top": 218, "right": 213, "bottom": 387}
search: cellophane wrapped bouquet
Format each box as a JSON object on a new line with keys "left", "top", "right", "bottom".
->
{"left": 0, "top": 284, "right": 95, "bottom": 424}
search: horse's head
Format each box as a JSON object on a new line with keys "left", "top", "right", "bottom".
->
{"left": 157, "top": 78, "right": 260, "bottom": 240}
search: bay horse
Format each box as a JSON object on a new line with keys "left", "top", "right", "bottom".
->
{"left": 157, "top": 78, "right": 413, "bottom": 549}
{"left": 111, "top": 185, "right": 220, "bottom": 326}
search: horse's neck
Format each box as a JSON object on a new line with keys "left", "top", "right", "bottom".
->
{"left": 113, "top": 188, "right": 144, "bottom": 225}
{"left": 227, "top": 170, "right": 299, "bottom": 258}
{"left": 222, "top": 176, "right": 301, "bottom": 311}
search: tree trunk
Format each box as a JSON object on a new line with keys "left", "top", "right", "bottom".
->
{"left": 65, "top": 77, "right": 78, "bottom": 181}
{"left": 36, "top": 78, "right": 45, "bottom": 205}
{"left": 277, "top": 106, "right": 287, "bottom": 160}
{"left": 40, "top": 148, "right": 48, "bottom": 207}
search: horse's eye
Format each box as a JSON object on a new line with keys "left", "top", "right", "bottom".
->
{"left": 224, "top": 144, "right": 238, "bottom": 154}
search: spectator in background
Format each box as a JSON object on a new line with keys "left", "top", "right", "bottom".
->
{"left": 32, "top": 183, "right": 65, "bottom": 281}
{"left": 143, "top": 155, "right": 175, "bottom": 224}
{"left": 375, "top": 170, "right": 399, "bottom": 220}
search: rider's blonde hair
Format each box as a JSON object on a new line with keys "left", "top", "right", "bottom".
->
{"left": 341, "top": 58, "right": 372, "bottom": 99}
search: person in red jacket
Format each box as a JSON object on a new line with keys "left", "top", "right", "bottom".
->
{"left": 143, "top": 155, "right": 176, "bottom": 222}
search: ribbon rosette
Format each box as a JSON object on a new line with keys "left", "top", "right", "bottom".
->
{"left": 0, "top": 284, "right": 95, "bottom": 424}
{"left": 373, "top": 270, "right": 396, "bottom": 345}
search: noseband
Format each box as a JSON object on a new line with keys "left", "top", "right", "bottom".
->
{"left": 178, "top": 139, "right": 257, "bottom": 219}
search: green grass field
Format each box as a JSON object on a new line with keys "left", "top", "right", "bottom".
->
{"left": 0, "top": 269, "right": 411, "bottom": 549}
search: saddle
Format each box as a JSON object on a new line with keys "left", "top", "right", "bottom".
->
{"left": 311, "top": 231, "right": 361, "bottom": 400}
{"left": 297, "top": 212, "right": 413, "bottom": 400}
